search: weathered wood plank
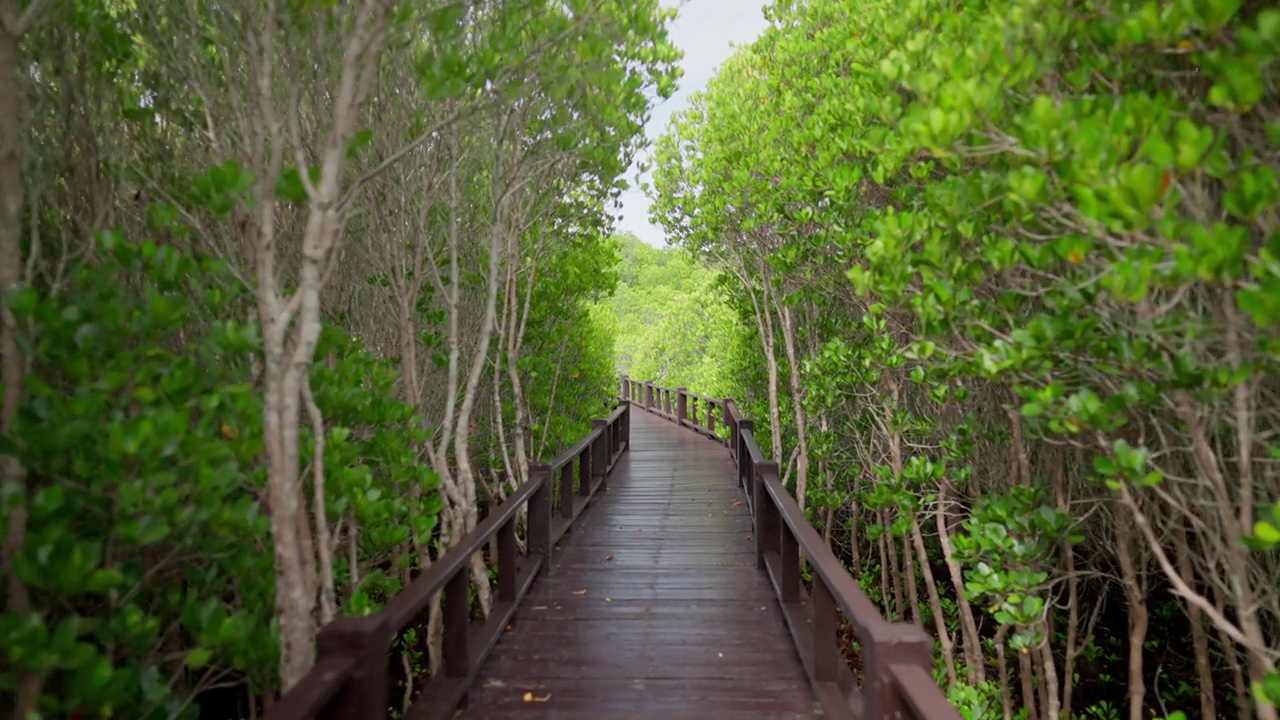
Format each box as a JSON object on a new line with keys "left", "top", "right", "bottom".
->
{"left": 457, "top": 409, "right": 821, "bottom": 718}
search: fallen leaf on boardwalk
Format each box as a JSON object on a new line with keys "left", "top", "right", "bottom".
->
{"left": 604, "top": 597, "right": 613, "bottom": 602}
{"left": 718, "top": 652, "right": 724, "bottom": 658}
{"left": 745, "top": 534, "right": 753, "bottom": 541}
{"left": 571, "top": 588, "right": 588, "bottom": 595}
{"left": 522, "top": 691, "right": 551, "bottom": 703}
{"left": 604, "top": 554, "right": 613, "bottom": 562}
{"left": 532, "top": 605, "right": 548, "bottom": 610}
{"left": 731, "top": 498, "right": 742, "bottom": 507}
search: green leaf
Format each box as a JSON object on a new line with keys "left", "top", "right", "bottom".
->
{"left": 186, "top": 647, "right": 214, "bottom": 668}
{"left": 1254, "top": 520, "right": 1280, "bottom": 545}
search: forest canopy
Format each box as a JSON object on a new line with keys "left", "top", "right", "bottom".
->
{"left": 0, "top": 0, "right": 677, "bottom": 717}
{"left": 647, "top": 0, "right": 1280, "bottom": 719}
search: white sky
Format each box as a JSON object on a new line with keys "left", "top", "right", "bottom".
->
{"left": 616, "top": 0, "right": 771, "bottom": 247}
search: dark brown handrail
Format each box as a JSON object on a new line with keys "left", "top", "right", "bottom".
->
{"left": 619, "top": 376, "right": 962, "bottom": 720}
{"left": 264, "top": 401, "right": 631, "bottom": 720}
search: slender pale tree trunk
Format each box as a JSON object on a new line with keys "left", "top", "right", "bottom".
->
{"left": 937, "top": 481, "right": 984, "bottom": 683}
{"left": 777, "top": 303, "right": 809, "bottom": 510}
{"left": 1, "top": 6, "right": 44, "bottom": 716}
{"left": 1173, "top": 521, "right": 1216, "bottom": 720}
{"left": 1115, "top": 515, "right": 1148, "bottom": 720}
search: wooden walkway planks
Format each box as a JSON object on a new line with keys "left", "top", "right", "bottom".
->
{"left": 456, "top": 408, "right": 823, "bottom": 719}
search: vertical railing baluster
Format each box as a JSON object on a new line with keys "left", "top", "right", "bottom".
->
{"left": 677, "top": 387, "right": 688, "bottom": 424}
{"left": 737, "top": 419, "right": 754, "bottom": 490}
{"left": 560, "top": 462, "right": 574, "bottom": 519}
{"left": 864, "top": 624, "right": 935, "bottom": 717}
{"left": 621, "top": 402, "right": 631, "bottom": 447}
{"left": 498, "top": 516, "right": 517, "bottom": 602}
{"left": 578, "top": 445, "right": 591, "bottom": 497}
{"left": 443, "top": 569, "right": 471, "bottom": 683}
{"left": 813, "top": 579, "right": 837, "bottom": 683}
{"left": 316, "top": 616, "right": 391, "bottom": 720}
{"left": 781, "top": 525, "right": 800, "bottom": 603}
{"left": 754, "top": 460, "right": 780, "bottom": 570}
{"left": 592, "top": 418, "right": 609, "bottom": 490}
{"left": 529, "top": 463, "right": 552, "bottom": 574}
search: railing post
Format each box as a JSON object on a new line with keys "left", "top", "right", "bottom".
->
{"left": 736, "top": 419, "right": 754, "bottom": 489}
{"left": 754, "top": 460, "right": 780, "bottom": 570}
{"left": 620, "top": 374, "right": 628, "bottom": 400}
{"left": 560, "top": 463, "right": 574, "bottom": 519}
{"left": 529, "top": 463, "right": 553, "bottom": 574}
{"left": 443, "top": 568, "right": 471, "bottom": 682}
{"left": 578, "top": 445, "right": 592, "bottom": 497}
{"left": 644, "top": 381, "right": 653, "bottom": 410}
{"left": 781, "top": 525, "right": 800, "bottom": 603}
{"left": 592, "top": 418, "right": 609, "bottom": 491}
{"left": 723, "top": 398, "right": 733, "bottom": 444}
{"left": 621, "top": 401, "right": 630, "bottom": 447}
{"left": 498, "top": 516, "right": 518, "bottom": 602}
{"left": 863, "top": 623, "right": 935, "bottom": 718}
{"left": 316, "top": 615, "right": 391, "bottom": 720}
{"left": 813, "top": 579, "right": 838, "bottom": 683}
{"left": 676, "top": 387, "right": 688, "bottom": 424}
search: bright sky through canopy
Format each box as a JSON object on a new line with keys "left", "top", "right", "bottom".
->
{"left": 616, "top": 0, "right": 770, "bottom": 247}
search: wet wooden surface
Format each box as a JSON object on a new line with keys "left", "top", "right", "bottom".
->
{"left": 457, "top": 409, "right": 822, "bottom": 719}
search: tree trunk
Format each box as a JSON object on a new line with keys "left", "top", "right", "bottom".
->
{"left": 777, "top": 303, "right": 809, "bottom": 510}
{"left": 1115, "top": 516, "right": 1148, "bottom": 720}
{"left": 1, "top": 11, "right": 41, "bottom": 718}
{"left": 937, "top": 482, "right": 984, "bottom": 683}
{"left": 1053, "top": 451, "right": 1078, "bottom": 719}
{"left": 1039, "top": 635, "right": 1061, "bottom": 720}
{"left": 1019, "top": 650, "right": 1040, "bottom": 720}
{"left": 1174, "top": 521, "right": 1216, "bottom": 720}
{"left": 911, "top": 517, "right": 957, "bottom": 685}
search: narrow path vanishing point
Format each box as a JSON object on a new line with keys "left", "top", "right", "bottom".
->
{"left": 456, "top": 408, "right": 823, "bottom": 719}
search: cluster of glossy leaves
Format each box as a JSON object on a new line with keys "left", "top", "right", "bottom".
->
{"left": 953, "top": 487, "right": 1077, "bottom": 651}
{"left": 519, "top": 227, "right": 624, "bottom": 457}
{"left": 652, "top": 0, "right": 1280, "bottom": 711}
{"left": 0, "top": 231, "right": 441, "bottom": 716}
{"left": 1, "top": 232, "right": 270, "bottom": 718}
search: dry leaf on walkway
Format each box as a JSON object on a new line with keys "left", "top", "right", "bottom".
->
{"left": 604, "top": 554, "right": 613, "bottom": 561}
{"left": 731, "top": 498, "right": 742, "bottom": 507}
{"left": 522, "top": 691, "right": 551, "bottom": 703}
{"left": 604, "top": 597, "right": 613, "bottom": 603}
{"left": 571, "top": 588, "right": 588, "bottom": 595}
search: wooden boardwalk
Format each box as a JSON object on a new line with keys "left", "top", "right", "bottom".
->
{"left": 457, "top": 408, "right": 823, "bottom": 719}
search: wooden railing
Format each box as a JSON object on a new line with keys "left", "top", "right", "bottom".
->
{"left": 264, "top": 402, "right": 631, "bottom": 720}
{"left": 620, "top": 376, "right": 962, "bottom": 720}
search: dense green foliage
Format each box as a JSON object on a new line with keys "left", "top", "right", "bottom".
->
{"left": 651, "top": 0, "right": 1280, "bottom": 719}
{"left": 0, "top": 0, "right": 677, "bottom": 716}
{"left": 604, "top": 234, "right": 741, "bottom": 398}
